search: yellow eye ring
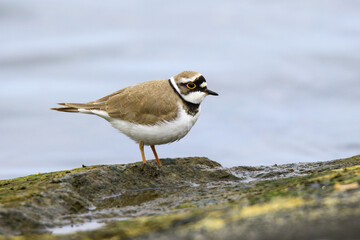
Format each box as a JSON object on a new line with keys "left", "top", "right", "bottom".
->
{"left": 186, "top": 82, "right": 196, "bottom": 89}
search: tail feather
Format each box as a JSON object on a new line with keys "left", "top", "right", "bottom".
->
{"left": 50, "top": 106, "right": 79, "bottom": 112}
{"left": 50, "top": 102, "right": 106, "bottom": 113}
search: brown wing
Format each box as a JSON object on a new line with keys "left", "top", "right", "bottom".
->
{"left": 105, "top": 79, "right": 180, "bottom": 125}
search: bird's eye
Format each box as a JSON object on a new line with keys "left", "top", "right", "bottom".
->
{"left": 186, "top": 82, "right": 196, "bottom": 89}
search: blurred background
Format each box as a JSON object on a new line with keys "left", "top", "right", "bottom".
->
{"left": 1, "top": 0, "right": 360, "bottom": 179}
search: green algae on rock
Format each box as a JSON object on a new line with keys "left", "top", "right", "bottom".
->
{"left": 0, "top": 157, "right": 237, "bottom": 235}
{"left": 1, "top": 155, "right": 360, "bottom": 239}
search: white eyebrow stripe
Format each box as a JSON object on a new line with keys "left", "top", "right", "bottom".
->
{"left": 179, "top": 74, "right": 202, "bottom": 83}
{"left": 200, "top": 82, "right": 207, "bottom": 88}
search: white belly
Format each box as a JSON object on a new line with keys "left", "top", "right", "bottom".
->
{"left": 87, "top": 104, "right": 200, "bottom": 145}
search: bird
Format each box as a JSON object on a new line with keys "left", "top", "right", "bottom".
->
{"left": 51, "top": 71, "right": 218, "bottom": 166}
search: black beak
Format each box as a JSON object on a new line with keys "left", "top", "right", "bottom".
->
{"left": 204, "top": 89, "right": 219, "bottom": 96}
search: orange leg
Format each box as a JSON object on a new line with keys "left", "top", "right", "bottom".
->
{"left": 150, "top": 145, "right": 162, "bottom": 166}
{"left": 139, "top": 141, "right": 146, "bottom": 164}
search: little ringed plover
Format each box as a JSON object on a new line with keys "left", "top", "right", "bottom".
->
{"left": 51, "top": 71, "right": 218, "bottom": 166}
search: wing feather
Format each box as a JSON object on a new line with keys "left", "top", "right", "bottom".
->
{"left": 105, "top": 79, "right": 180, "bottom": 125}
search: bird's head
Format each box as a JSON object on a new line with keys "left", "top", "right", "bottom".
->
{"left": 170, "top": 71, "right": 218, "bottom": 104}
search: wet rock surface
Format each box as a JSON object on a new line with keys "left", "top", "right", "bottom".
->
{"left": 0, "top": 157, "right": 236, "bottom": 236}
{"left": 1, "top": 155, "right": 360, "bottom": 239}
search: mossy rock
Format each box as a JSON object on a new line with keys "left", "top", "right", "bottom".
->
{"left": 1, "top": 155, "right": 360, "bottom": 239}
{"left": 0, "top": 157, "right": 237, "bottom": 235}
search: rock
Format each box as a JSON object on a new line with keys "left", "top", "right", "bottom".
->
{"left": 0, "top": 157, "right": 237, "bottom": 236}
{"left": 1, "top": 155, "right": 360, "bottom": 239}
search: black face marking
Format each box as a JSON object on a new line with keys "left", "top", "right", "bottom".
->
{"left": 168, "top": 79, "right": 200, "bottom": 116}
{"left": 194, "top": 76, "right": 207, "bottom": 90}
{"left": 195, "top": 75, "right": 206, "bottom": 85}
{"left": 179, "top": 75, "right": 208, "bottom": 93}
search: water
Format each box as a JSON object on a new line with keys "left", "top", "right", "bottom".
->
{"left": 51, "top": 221, "right": 106, "bottom": 235}
{"left": 1, "top": 0, "right": 360, "bottom": 180}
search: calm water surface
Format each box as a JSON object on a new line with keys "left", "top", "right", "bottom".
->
{"left": 1, "top": 0, "right": 360, "bottom": 179}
